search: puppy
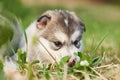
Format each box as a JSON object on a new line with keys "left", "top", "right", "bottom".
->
{"left": 19, "top": 10, "right": 85, "bottom": 65}
{"left": 4, "top": 10, "right": 85, "bottom": 80}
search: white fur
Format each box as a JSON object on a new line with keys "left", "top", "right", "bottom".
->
{"left": 54, "top": 31, "right": 68, "bottom": 43}
{"left": 4, "top": 57, "right": 18, "bottom": 69}
{"left": 37, "top": 37, "right": 55, "bottom": 64}
{"left": 71, "top": 30, "right": 80, "bottom": 41}
{"left": 64, "top": 19, "right": 68, "bottom": 27}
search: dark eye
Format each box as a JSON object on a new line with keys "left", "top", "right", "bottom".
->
{"left": 54, "top": 41, "right": 62, "bottom": 48}
{"left": 73, "top": 40, "right": 80, "bottom": 48}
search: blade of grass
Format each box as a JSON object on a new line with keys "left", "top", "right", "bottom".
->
{"left": 63, "top": 64, "right": 68, "bottom": 80}
{"left": 23, "top": 31, "right": 28, "bottom": 46}
{"left": 19, "top": 19, "right": 28, "bottom": 52}
{"left": 38, "top": 40, "right": 58, "bottom": 65}
{"left": 90, "top": 67, "right": 108, "bottom": 80}
{"left": 90, "top": 35, "right": 95, "bottom": 50}
{"left": 91, "top": 33, "right": 108, "bottom": 57}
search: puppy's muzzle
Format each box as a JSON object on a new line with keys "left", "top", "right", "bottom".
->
{"left": 68, "top": 56, "right": 76, "bottom": 67}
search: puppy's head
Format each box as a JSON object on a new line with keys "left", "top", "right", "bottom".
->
{"left": 35, "top": 10, "right": 85, "bottom": 65}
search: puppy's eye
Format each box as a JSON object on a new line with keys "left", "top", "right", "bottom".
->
{"left": 51, "top": 41, "right": 62, "bottom": 50}
{"left": 54, "top": 41, "right": 62, "bottom": 47}
{"left": 73, "top": 40, "right": 81, "bottom": 48}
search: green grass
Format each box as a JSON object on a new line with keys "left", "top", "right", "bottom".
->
{"left": 0, "top": 0, "right": 120, "bottom": 80}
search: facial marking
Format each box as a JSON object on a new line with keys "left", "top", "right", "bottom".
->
{"left": 64, "top": 19, "right": 68, "bottom": 27}
{"left": 71, "top": 31, "right": 80, "bottom": 41}
{"left": 54, "top": 31, "right": 68, "bottom": 43}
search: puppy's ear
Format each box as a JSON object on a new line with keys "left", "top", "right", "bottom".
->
{"left": 36, "top": 15, "right": 51, "bottom": 29}
{"left": 79, "top": 21, "right": 86, "bottom": 32}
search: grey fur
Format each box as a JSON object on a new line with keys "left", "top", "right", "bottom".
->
{"left": 37, "top": 10, "right": 85, "bottom": 41}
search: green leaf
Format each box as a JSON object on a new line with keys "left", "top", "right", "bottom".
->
{"left": 60, "top": 56, "right": 69, "bottom": 66}
{"left": 54, "top": 66, "right": 63, "bottom": 79}
{"left": 45, "top": 72, "right": 50, "bottom": 80}
{"left": 74, "top": 61, "right": 81, "bottom": 69}
{"left": 17, "top": 49, "right": 27, "bottom": 70}
{"left": 17, "top": 49, "right": 27, "bottom": 64}
{"left": 31, "top": 60, "right": 40, "bottom": 65}
{"left": 0, "top": 60, "right": 3, "bottom": 70}
{"left": 78, "top": 52, "right": 92, "bottom": 64}
{"left": 27, "top": 63, "right": 34, "bottom": 80}
{"left": 91, "top": 56, "right": 102, "bottom": 66}
{"left": 17, "top": 49, "right": 22, "bottom": 61}
{"left": 42, "top": 64, "right": 50, "bottom": 80}
{"left": 22, "top": 51, "right": 27, "bottom": 63}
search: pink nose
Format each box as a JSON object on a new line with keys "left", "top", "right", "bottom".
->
{"left": 68, "top": 57, "right": 75, "bottom": 67}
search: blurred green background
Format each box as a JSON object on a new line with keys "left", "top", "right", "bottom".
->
{"left": 0, "top": 0, "right": 120, "bottom": 61}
